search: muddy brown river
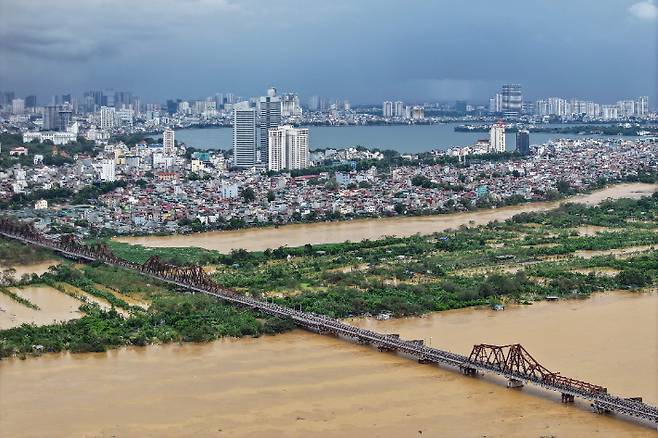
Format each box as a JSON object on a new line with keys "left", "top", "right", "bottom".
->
{"left": 116, "top": 183, "right": 658, "bottom": 253}
{"left": 1, "top": 291, "right": 656, "bottom": 437}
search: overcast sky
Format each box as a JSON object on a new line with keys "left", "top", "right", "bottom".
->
{"left": 0, "top": 0, "right": 656, "bottom": 104}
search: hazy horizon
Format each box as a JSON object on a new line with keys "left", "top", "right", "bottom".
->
{"left": 1, "top": 0, "right": 656, "bottom": 103}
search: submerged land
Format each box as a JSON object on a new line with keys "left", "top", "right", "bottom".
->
{"left": 1, "top": 188, "right": 657, "bottom": 359}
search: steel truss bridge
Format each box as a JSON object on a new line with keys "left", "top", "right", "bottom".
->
{"left": 1, "top": 217, "right": 656, "bottom": 429}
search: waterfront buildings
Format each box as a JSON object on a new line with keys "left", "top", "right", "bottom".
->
{"left": 267, "top": 125, "right": 309, "bottom": 171}
{"left": 258, "top": 87, "right": 281, "bottom": 166}
{"left": 489, "top": 121, "right": 506, "bottom": 153}
{"left": 394, "top": 101, "right": 405, "bottom": 117}
{"left": 382, "top": 101, "right": 393, "bottom": 118}
{"left": 281, "top": 93, "right": 301, "bottom": 117}
{"left": 233, "top": 103, "right": 257, "bottom": 167}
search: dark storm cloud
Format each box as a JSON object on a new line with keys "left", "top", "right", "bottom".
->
{"left": 0, "top": 0, "right": 655, "bottom": 103}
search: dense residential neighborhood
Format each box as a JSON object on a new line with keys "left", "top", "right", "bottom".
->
{"left": 1, "top": 131, "right": 656, "bottom": 236}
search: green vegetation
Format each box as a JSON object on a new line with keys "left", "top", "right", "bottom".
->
{"left": 0, "top": 181, "right": 128, "bottom": 209}
{"left": 0, "top": 238, "right": 53, "bottom": 265}
{"left": 2, "top": 192, "right": 656, "bottom": 358}
{"left": 109, "top": 193, "right": 658, "bottom": 319}
{"left": 0, "top": 287, "right": 40, "bottom": 310}
{"left": 0, "top": 294, "right": 295, "bottom": 358}
{"left": 0, "top": 133, "right": 98, "bottom": 170}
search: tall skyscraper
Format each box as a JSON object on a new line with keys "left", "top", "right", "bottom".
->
{"left": 489, "top": 121, "right": 506, "bottom": 153}
{"left": 25, "top": 95, "right": 37, "bottom": 108}
{"left": 281, "top": 93, "right": 301, "bottom": 116}
{"left": 43, "top": 105, "right": 59, "bottom": 130}
{"left": 489, "top": 93, "right": 503, "bottom": 113}
{"left": 56, "top": 106, "right": 72, "bottom": 131}
{"left": 394, "top": 101, "right": 404, "bottom": 117}
{"left": 162, "top": 128, "right": 175, "bottom": 155}
{"left": 11, "top": 99, "right": 25, "bottom": 114}
{"left": 233, "top": 103, "right": 257, "bottom": 167}
{"left": 267, "top": 125, "right": 309, "bottom": 171}
{"left": 516, "top": 130, "right": 530, "bottom": 155}
{"left": 258, "top": 88, "right": 281, "bottom": 166}
{"left": 637, "top": 96, "right": 649, "bottom": 116}
{"left": 501, "top": 84, "right": 522, "bottom": 116}
{"left": 382, "top": 101, "right": 393, "bottom": 117}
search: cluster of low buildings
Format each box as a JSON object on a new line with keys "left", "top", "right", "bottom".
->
{"left": 2, "top": 134, "right": 655, "bottom": 236}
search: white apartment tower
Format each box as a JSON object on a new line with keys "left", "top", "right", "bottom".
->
{"left": 258, "top": 87, "right": 282, "bottom": 166}
{"left": 100, "top": 106, "right": 116, "bottom": 130}
{"left": 268, "top": 125, "right": 309, "bottom": 172}
{"left": 233, "top": 103, "right": 257, "bottom": 167}
{"left": 162, "top": 127, "right": 175, "bottom": 155}
{"left": 100, "top": 158, "right": 116, "bottom": 182}
{"left": 382, "top": 101, "right": 393, "bottom": 118}
{"left": 394, "top": 101, "right": 404, "bottom": 117}
{"left": 489, "top": 121, "right": 506, "bottom": 153}
{"left": 637, "top": 96, "right": 649, "bottom": 116}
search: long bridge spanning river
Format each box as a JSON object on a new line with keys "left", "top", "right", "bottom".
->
{"left": 1, "top": 217, "right": 657, "bottom": 429}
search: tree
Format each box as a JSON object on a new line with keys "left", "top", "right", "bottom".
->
{"left": 556, "top": 179, "right": 571, "bottom": 194}
{"left": 616, "top": 269, "right": 651, "bottom": 288}
{"left": 242, "top": 187, "right": 256, "bottom": 202}
{"left": 266, "top": 190, "right": 275, "bottom": 202}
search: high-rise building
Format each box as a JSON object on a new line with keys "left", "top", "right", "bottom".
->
{"left": 100, "top": 106, "right": 116, "bottom": 130}
{"left": 344, "top": 100, "right": 351, "bottom": 111}
{"left": 637, "top": 96, "right": 649, "bottom": 116}
{"left": 617, "top": 100, "right": 636, "bottom": 117}
{"left": 382, "top": 101, "right": 393, "bottom": 118}
{"left": 411, "top": 106, "right": 425, "bottom": 120}
{"left": 394, "top": 101, "right": 404, "bottom": 117}
{"left": 162, "top": 128, "right": 175, "bottom": 155}
{"left": 489, "top": 93, "right": 503, "bottom": 113}
{"left": 43, "top": 105, "right": 58, "bottom": 130}
{"left": 501, "top": 84, "right": 522, "bottom": 116}
{"left": 268, "top": 125, "right": 309, "bottom": 171}
{"left": 233, "top": 103, "right": 257, "bottom": 167}
{"left": 489, "top": 121, "right": 506, "bottom": 153}
{"left": 11, "top": 99, "right": 25, "bottom": 114}
{"left": 516, "top": 130, "right": 530, "bottom": 155}
{"left": 281, "top": 93, "right": 301, "bottom": 117}
{"left": 258, "top": 88, "right": 281, "bottom": 166}
{"left": 56, "top": 106, "right": 72, "bottom": 131}
{"left": 25, "top": 95, "right": 37, "bottom": 108}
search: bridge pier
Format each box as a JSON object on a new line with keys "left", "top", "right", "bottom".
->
{"left": 418, "top": 357, "right": 433, "bottom": 364}
{"left": 561, "top": 393, "right": 575, "bottom": 403}
{"left": 459, "top": 365, "right": 477, "bottom": 376}
{"left": 507, "top": 378, "right": 524, "bottom": 389}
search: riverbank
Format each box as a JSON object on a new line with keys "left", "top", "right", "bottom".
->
{"left": 116, "top": 182, "right": 657, "bottom": 253}
{"left": 1, "top": 290, "right": 655, "bottom": 437}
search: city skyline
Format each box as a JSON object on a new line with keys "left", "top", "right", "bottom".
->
{"left": 0, "top": 0, "right": 656, "bottom": 103}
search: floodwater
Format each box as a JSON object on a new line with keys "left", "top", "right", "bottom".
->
{"left": 0, "top": 285, "right": 82, "bottom": 329}
{"left": 116, "top": 183, "right": 658, "bottom": 253}
{"left": 1, "top": 291, "right": 656, "bottom": 437}
{"left": 0, "top": 259, "right": 59, "bottom": 281}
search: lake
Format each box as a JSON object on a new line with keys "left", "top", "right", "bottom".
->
{"left": 161, "top": 123, "right": 642, "bottom": 153}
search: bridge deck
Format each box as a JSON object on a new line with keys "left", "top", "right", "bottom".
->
{"left": 1, "top": 229, "right": 657, "bottom": 428}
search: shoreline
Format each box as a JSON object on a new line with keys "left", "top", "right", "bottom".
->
{"left": 115, "top": 182, "right": 658, "bottom": 253}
